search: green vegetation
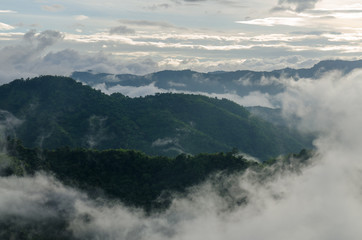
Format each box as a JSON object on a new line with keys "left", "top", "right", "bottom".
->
{"left": 0, "top": 137, "right": 312, "bottom": 239}
{"left": 0, "top": 76, "right": 313, "bottom": 160}
{"left": 6, "top": 138, "right": 256, "bottom": 211}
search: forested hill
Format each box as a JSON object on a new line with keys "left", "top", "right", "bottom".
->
{"left": 0, "top": 76, "right": 312, "bottom": 160}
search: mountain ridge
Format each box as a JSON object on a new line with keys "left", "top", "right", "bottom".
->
{"left": 0, "top": 76, "right": 313, "bottom": 160}
{"left": 71, "top": 59, "right": 362, "bottom": 98}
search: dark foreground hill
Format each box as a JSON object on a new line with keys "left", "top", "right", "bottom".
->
{"left": 4, "top": 139, "right": 255, "bottom": 210}
{"left": 0, "top": 137, "right": 312, "bottom": 240}
{"left": 0, "top": 76, "right": 313, "bottom": 160}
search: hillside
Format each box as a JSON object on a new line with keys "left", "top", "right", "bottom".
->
{"left": 0, "top": 76, "right": 313, "bottom": 160}
{"left": 0, "top": 138, "right": 312, "bottom": 239}
{"left": 4, "top": 138, "right": 256, "bottom": 210}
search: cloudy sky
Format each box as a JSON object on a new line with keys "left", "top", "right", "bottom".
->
{"left": 1, "top": 0, "right": 362, "bottom": 80}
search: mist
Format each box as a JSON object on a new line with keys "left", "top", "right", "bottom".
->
{"left": 2, "top": 69, "right": 362, "bottom": 239}
{"left": 94, "top": 82, "right": 275, "bottom": 108}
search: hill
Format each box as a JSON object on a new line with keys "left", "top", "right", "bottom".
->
{"left": 0, "top": 76, "right": 313, "bottom": 160}
{"left": 4, "top": 138, "right": 256, "bottom": 210}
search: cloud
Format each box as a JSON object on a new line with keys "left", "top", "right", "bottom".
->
{"left": 273, "top": 0, "right": 320, "bottom": 12}
{"left": 118, "top": 19, "right": 181, "bottom": 29}
{"left": 290, "top": 30, "right": 341, "bottom": 36}
{"left": 75, "top": 15, "right": 89, "bottom": 21}
{"left": 236, "top": 17, "right": 306, "bottom": 27}
{"left": 0, "top": 22, "right": 14, "bottom": 31}
{"left": 0, "top": 110, "right": 23, "bottom": 152}
{"left": 0, "top": 10, "right": 17, "bottom": 14}
{"left": 0, "top": 30, "right": 160, "bottom": 83}
{"left": 0, "top": 30, "right": 64, "bottom": 83}
{"left": 41, "top": 4, "right": 64, "bottom": 12}
{"left": 147, "top": 3, "right": 172, "bottom": 10}
{"left": 94, "top": 82, "right": 276, "bottom": 107}
{"left": 109, "top": 25, "right": 135, "bottom": 35}
{"left": 94, "top": 82, "right": 167, "bottom": 97}
{"left": 280, "top": 69, "right": 362, "bottom": 136}
{"left": 25, "top": 30, "right": 64, "bottom": 49}
{"left": 171, "top": 0, "right": 246, "bottom": 8}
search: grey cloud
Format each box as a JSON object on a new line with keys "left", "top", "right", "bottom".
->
{"left": 147, "top": 3, "right": 172, "bottom": 10}
{"left": 41, "top": 4, "right": 64, "bottom": 12}
{"left": 0, "top": 32, "right": 161, "bottom": 84}
{"left": 173, "top": 0, "right": 245, "bottom": 7}
{"left": 109, "top": 25, "right": 135, "bottom": 35}
{"left": 0, "top": 30, "right": 64, "bottom": 83}
{"left": 152, "top": 138, "right": 177, "bottom": 147}
{"left": 85, "top": 115, "right": 109, "bottom": 148}
{"left": 34, "top": 30, "right": 64, "bottom": 50}
{"left": 42, "top": 50, "right": 158, "bottom": 75}
{"left": 21, "top": 29, "right": 64, "bottom": 50}
{"left": 274, "top": 0, "right": 320, "bottom": 12}
{"left": 119, "top": 19, "right": 181, "bottom": 29}
{"left": 0, "top": 110, "right": 22, "bottom": 153}
{"left": 291, "top": 31, "right": 342, "bottom": 36}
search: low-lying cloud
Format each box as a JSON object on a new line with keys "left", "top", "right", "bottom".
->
{"left": 94, "top": 82, "right": 276, "bottom": 107}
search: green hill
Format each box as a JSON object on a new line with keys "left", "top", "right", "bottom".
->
{"left": 0, "top": 76, "right": 313, "bottom": 160}
{"left": 0, "top": 138, "right": 312, "bottom": 239}
{"left": 4, "top": 138, "right": 255, "bottom": 210}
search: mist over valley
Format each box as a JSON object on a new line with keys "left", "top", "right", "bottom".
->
{"left": 2, "top": 0, "right": 362, "bottom": 238}
{"left": 1, "top": 62, "right": 362, "bottom": 239}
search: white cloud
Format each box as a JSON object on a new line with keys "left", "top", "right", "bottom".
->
{"left": 0, "top": 10, "right": 17, "bottom": 14}
{"left": 75, "top": 15, "right": 89, "bottom": 21}
{"left": 0, "top": 22, "right": 14, "bottom": 31}
{"left": 236, "top": 17, "right": 306, "bottom": 26}
{"left": 94, "top": 82, "right": 167, "bottom": 97}
{"left": 41, "top": 4, "right": 64, "bottom": 12}
{"left": 94, "top": 82, "right": 275, "bottom": 107}
{"left": 207, "top": 91, "right": 275, "bottom": 107}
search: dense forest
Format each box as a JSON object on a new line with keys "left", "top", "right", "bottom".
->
{"left": 2, "top": 136, "right": 313, "bottom": 211}
{"left": 4, "top": 137, "right": 256, "bottom": 210}
{"left": 0, "top": 76, "right": 313, "bottom": 160}
{"left": 0, "top": 136, "right": 312, "bottom": 240}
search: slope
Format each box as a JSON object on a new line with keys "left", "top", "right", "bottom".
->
{"left": 0, "top": 76, "right": 313, "bottom": 160}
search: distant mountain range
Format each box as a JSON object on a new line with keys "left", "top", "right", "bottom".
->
{"left": 71, "top": 59, "right": 362, "bottom": 98}
{"left": 0, "top": 76, "right": 313, "bottom": 160}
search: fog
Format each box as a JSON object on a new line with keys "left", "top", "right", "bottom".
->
{"left": 2, "top": 70, "right": 362, "bottom": 239}
{"left": 94, "top": 82, "right": 275, "bottom": 108}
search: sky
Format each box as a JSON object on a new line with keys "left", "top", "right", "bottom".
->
{"left": 1, "top": 0, "right": 362, "bottom": 80}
